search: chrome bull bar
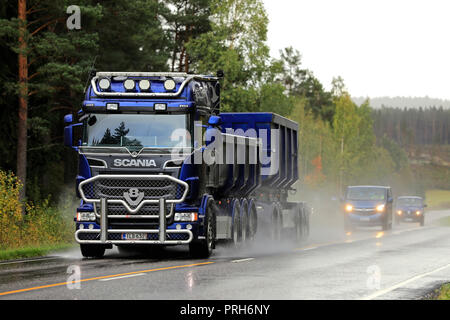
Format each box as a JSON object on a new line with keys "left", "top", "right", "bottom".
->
{"left": 76, "top": 175, "right": 191, "bottom": 244}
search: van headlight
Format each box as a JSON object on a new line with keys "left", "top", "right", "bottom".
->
{"left": 376, "top": 204, "right": 385, "bottom": 212}
{"left": 345, "top": 204, "right": 353, "bottom": 212}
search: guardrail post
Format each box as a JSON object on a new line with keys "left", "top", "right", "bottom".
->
{"left": 159, "top": 198, "right": 166, "bottom": 243}
{"left": 100, "top": 198, "right": 108, "bottom": 243}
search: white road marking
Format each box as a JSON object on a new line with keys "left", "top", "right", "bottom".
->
{"left": 98, "top": 273, "right": 146, "bottom": 282}
{"left": 231, "top": 258, "right": 255, "bottom": 263}
{"left": 302, "top": 247, "right": 318, "bottom": 251}
{"left": 360, "top": 262, "right": 450, "bottom": 300}
{"left": 0, "top": 257, "right": 59, "bottom": 266}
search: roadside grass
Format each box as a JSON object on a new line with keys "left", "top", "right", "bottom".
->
{"left": 436, "top": 216, "right": 450, "bottom": 227}
{"left": 425, "top": 189, "right": 450, "bottom": 209}
{"left": 0, "top": 243, "right": 76, "bottom": 261}
{"left": 436, "top": 283, "right": 450, "bottom": 300}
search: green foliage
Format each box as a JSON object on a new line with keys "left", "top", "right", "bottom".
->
{"left": 0, "top": 171, "right": 73, "bottom": 251}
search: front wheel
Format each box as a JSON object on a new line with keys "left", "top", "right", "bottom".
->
{"left": 80, "top": 244, "right": 105, "bottom": 258}
{"left": 189, "top": 199, "right": 216, "bottom": 258}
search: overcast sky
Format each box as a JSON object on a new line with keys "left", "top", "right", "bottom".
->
{"left": 263, "top": 0, "right": 450, "bottom": 99}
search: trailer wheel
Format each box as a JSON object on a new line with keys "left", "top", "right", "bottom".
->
{"left": 248, "top": 202, "right": 257, "bottom": 240}
{"left": 80, "top": 244, "right": 105, "bottom": 258}
{"left": 271, "top": 206, "right": 281, "bottom": 241}
{"left": 231, "top": 200, "right": 241, "bottom": 247}
{"left": 240, "top": 199, "right": 249, "bottom": 243}
{"left": 189, "top": 199, "right": 216, "bottom": 258}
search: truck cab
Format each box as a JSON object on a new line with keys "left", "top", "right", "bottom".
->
{"left": 64, "top": 71, "right": 309, "bottom": 258}
{"left": 343, "top": 185, "right": 393, "bottom": 231}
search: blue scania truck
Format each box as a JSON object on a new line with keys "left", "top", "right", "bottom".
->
{"left": 64, "top": 71, "right": 310, "bottom": 258}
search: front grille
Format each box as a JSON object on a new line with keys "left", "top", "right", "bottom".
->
{"left": 354, "top": 209, "right": 376, "bottom": 216}
{"left": 79, "top": 175, "right": 187, "bottom": 215}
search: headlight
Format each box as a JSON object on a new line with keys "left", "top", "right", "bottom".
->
{"left": 376, "top": 204, "right": 385, "bottom": 212}
{"left": 345, "top": 204, "right": 353, "bottom": 212}
{"left": 76, "top": 212, "right": 96, "bottom": 221}
{"left": 123, "top": 79, "right": 136, "bottom": 91}
{"left": 164, "top": 78, "right": 176, "bottom": 91}
{"left": 174, "top": 212, "right": 198, "bottom": 222}
{"left": 416, "top": 211, "right": 422, "bottom": 215}
{"left": 397, "top": 210, "right": 402, "bottom": 215}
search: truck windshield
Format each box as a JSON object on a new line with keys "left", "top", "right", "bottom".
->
{"left": 397, "top": 198, "right": 423, "bottom": 206}
{"left": 346, "top": 187, "right": 386, "bottom": 200}
{"left": 82, "top": 113, "right": 190, "bottom": 151}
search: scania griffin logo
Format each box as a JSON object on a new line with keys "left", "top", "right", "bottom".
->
{"left": 113, "top": 159, "right": 156, "bottom": 167}
{"left": 123, "top": 188, "right": 144, "bottom": 206}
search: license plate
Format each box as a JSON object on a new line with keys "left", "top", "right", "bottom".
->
{"left": 122, "top": 233, "right": 147, "bottom": 240}
{"left": 360, "top": 217, "right": 370, "bottom": 221}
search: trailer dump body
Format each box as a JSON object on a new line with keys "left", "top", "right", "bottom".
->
{"left": 64, "top": 72, "right": 309, "bottom": 258}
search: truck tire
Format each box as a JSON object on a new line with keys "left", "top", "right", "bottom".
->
{"left": 230, "top": 200, "right": 241, "bottom": 247}
{"left": 80, "top": 244, "right": 105, "bottom": 258}
{"left": 248, "top": 201, "right": 257, "bottom": 240}
{"left": 271, "top": 206, "right": 281, "bottom": 241}
{"left": 240, "top": 199, "right": 249, "bottom": 243}
{"left": 189, "top": 199, "right": 216, "bottom": 258}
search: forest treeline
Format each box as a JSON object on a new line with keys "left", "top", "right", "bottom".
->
{"left": 372, "top": 107, "right": 450, "bottom": 146}
{"left": 0, "top": 0, "right": 447, "bottom": 208}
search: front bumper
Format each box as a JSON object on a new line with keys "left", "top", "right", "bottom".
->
{"left": 76, "top": 174, "right": 193, "bottom": 245}
{"left": 347, "top": 212, "right": 384, "bottom": 226}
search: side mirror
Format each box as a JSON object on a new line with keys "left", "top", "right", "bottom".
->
{"left": 208, "top": 115, "right": 222, "bottom": 127}
{"left": 64, "top": 122, "right": 82, "bottom": 149}
{"left": 424, "top": 204, "right": 428, "bottom": 208}
{"left": 64, "top": 114, "right": 73, "bottom": 124}
{"left": 388, "top": 197, "right": 393, "bottom": 203}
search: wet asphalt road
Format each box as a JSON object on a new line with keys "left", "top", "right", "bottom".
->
{"left": 0, "top": 209, "right": 449, "bottom": 300}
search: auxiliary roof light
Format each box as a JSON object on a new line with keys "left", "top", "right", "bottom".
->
{"left": 164, "top": 78, "right": 176, "bottom": 91}
{"left": 123, "top": 79, "right": 136, "bottom": 91}
{"left": 98, "top": 78, "right": 111, "bottom": 91}
{"left": 138, "top": 79, "right": 151, "bottom": 91}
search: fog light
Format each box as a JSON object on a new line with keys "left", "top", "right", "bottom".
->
{"left": 176, "top": 224, "right": 182, "bottom": 230}
{"left": 88, "top": 224, "right": 94, "bottom": 230}
{"left": 79, "top": 224, "right": 84, "bottom": 230}
{"left": 186, "top": 224, "right": 192, "bottom": 230}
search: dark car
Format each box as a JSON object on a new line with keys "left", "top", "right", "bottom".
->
{"left": 394, "top": 196, "right": 426, "bottom": 226}
{"left": 343, "top": 185, "right": 393, "bottom": 232}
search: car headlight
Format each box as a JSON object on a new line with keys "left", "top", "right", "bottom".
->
{"left": 376, "top": 204, "right": 385, "bottom": 212}
{"left": 345, "top": 204, "right": 353, "bottom": 212}
{"left": 397, "top": 210, "right": 402, "bottom": 215}
{"left": 416, "top": 211, "right": 422, "bottom": 215}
